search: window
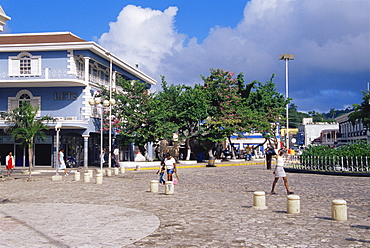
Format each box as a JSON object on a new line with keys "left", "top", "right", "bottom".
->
{"left": 20, "top": 56, "right": 32, "bottom": 75}
{"left": 19, "top": 93, "right": 31, "bottom": 107}
{"left": 8, "top": 90, "right": 41, "bottom": 116}
{"left": 9, "top": 52, "right": 41, "bottom": 76}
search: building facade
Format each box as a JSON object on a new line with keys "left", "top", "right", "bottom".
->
{"left": 296, "top": 118, "right": 339, "bottom": 147}
{"left": 0, "top": 32, "right": 156, "bottom": 167}
{"left": 335, "top": 112, "right": 369, "bottom": 145}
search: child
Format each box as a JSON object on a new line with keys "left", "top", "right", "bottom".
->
{"left": 156, "top": 161, "right": 166, "bottom": 185}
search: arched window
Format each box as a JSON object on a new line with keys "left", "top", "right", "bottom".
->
{"left": 8, "top": 90, "right": 41, "bottom": 116}
{"left": 19, "top": 93, "right": 31, "bottom": 107}
{"left": 8, "top": 52, "right": 42, "bottom": 76}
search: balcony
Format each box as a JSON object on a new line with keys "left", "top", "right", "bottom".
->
{"left": 0, "top": 69, "right": 110, "bottom": 86}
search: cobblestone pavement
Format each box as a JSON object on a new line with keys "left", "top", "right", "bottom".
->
{"left": 0, "top": 163, "right": 369, "bottom": 247}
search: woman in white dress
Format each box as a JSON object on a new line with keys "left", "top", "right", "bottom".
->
{"left": 58, "top": 149, "right": 68, "bottom": 176}
{"left": 271, "top": 149, "right": 293, "bottom": 195}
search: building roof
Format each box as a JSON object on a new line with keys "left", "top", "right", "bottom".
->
{"left": 0, "top": 32, "right": 86, "bottom": 44}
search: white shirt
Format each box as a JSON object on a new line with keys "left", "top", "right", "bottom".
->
{"left": 164, "top": 157, "right": 176, "bottom": 170}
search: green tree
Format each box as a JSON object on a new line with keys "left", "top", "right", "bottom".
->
{"left": 349, "top": 90, "right": 370, "bottom": 129}
{"left": 155, "top": 78, "right": 210, "bottom": 160}
{"left": 5, "top": 102, "right": 53, "bottom": 180}
{"left": 110, "top": 78, "right": 176, "bottom": 159}
{"left": 247, "top": 74, "right": 289, "bottom": 148}
{"left": 201, "top": 69, "right": 255, "bottom": 158}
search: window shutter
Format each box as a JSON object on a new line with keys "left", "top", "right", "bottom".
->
{"left": 31, "top": 58, "right": 40, "bottom": 75}
{"left": 9, "top": 99, "right": 18, "bottom": 111}
{"left": 30, "top": 99, "right": 41, "bottom": 117}
{"left": 9, "top": 59, "right": 20, "bottom": 76}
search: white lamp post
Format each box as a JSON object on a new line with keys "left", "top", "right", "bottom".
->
{"left": 55, "top": 122, "right": 62, "bottom": 175}
{"left": 106, "top": 52, "right": 115, "bottom": 168}
{"left": 89, "top": 97, "right": 115, "bottom": 170}
{"left": 279, "top": 53, "right": 294, "bottom": 150}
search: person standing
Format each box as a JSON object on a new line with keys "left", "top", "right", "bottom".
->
{"left": 5, "top": 152, "right": 15, "bottom": 177}
{"left": 245, "top": 145, "right": 252, "bottom": 161}
{"left": 156, "top": 160, "right": 166, "bottom": 185}
{"left": 271, "top": 149, "right": 293, "bottom": 195}
{"left": 265, "top": 146, "right": 276, "bottom": 170}
{"left": 113, "top": 146, "right": 120, "bottom": 167}
{"left": 58, "top": 149, "right": 68, "bottom": 176}
{"left": 164, "top": 153, "right": 176, "bottom": 182}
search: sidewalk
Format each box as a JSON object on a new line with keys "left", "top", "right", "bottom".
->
{"left": 1, "top": 161, "right": 369, "bottom": 247}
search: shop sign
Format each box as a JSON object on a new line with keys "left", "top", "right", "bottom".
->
{"left": 54, "top": 92, "right": 78, "bottom": 101}
{"left": 0, "top": 136, "right": 15, "bottom": 144}
{"left": 35, "top": 136, "right": 52, "bottom": 144}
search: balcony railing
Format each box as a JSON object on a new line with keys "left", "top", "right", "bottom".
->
{"left": 0, "top": 70, "right": 110, "bottom": 86}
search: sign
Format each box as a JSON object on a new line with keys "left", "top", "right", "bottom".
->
{"left": 0, "top": 136, "right": 15, "bottom": 144}
{"left": 35, "top": 136, "right": 52, "bottom": 144}
{"left": 54, "top": 92, "right": 78, "bottom": 101}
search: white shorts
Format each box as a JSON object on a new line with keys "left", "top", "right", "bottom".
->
{"left": 275, "top": 166, "right": 286, "bottom": 178}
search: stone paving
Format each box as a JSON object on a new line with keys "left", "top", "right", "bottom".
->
{"left": 0, "top": 162, "right": 369, "bottom": 247}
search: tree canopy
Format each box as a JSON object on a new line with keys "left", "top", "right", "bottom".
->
{"left": 349, "top": 90, "right": 370, "bottom": 129}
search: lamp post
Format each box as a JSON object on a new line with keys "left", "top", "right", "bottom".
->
{"left": 279, "top": 53, "right": 294, "bottom": 150}
{"left": 89, "top": 97, "right": 115, "bottom": 170}
{"left": 55, "top": 122, "right": 62, "bottom": 175}
{"left": 107, "top": 52, "right": 114, "bottom": 168}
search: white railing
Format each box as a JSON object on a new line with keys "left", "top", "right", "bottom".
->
{"left": 0, "top": 70, "right": 109, "bottom": 86}
{"left": 285, "top": 155, "right": 370, "bottom": 173}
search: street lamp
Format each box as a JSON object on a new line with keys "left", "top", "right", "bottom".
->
{"left": 279, "top": 53, "right": 294, "bottom": 150}
{"left": 107, "top": 52, "right": 114, "bottom": 168}
{"left": 55, "top": 122, "right": 62, "bottom": 175}
{"left": 89, "top": 97, "right": 115, "bottom": 170}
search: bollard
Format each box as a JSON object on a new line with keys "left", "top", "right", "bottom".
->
{"left": 88, "top": 170, "right": 94, "bottom": 179}
{"left": 96, "top": 169, "right": 105, "bottom": 176}
{"left": 165, "top": 181, "right": 174, "bottom": 195}
{"left": 74, "top": 171, "right": 80, "bottom": 181}
{"left": 96, "top": 173, "right": 103, "bottom": 184}
{"left": 135, "top": 164, "right": 141, "bottom": 171}
{"left": 106, "top": 169, "right": 112, "bottom": 177}
{"left": 83, "top": 172, "right": 90, "bottom": 183}
{"left": 113, "top": 167, "right": 119, "bottom": 176}
{"left": 119, "top": 166, "right": 125, "bottom": 174}
{"left": 332, "top": 199, "right": 347, "bottom": 221}
{"left": 287, "top": 194, "right": 300, "bottom": 214}
{"left": 253, "top": 191, "right": 267, "bottom": 209}
{"left": 150, "top": 180, "right": 159, "bottom": 193}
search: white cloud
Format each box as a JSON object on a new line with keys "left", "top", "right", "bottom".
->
{"left": 99, "top": 5, "right": 184, "bottom": 74}
{"left": 98, "top": 0, "right": 369, "bottom": 112}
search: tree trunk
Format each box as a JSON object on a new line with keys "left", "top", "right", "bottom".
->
{"left": 228, "top": 137, "right": 236, "bottom": 159}
{"left": 185, "top": 138, "right": 191, "bottom": 160}
{"left": 28, "top": 146, "right": 33, "bottom": 181}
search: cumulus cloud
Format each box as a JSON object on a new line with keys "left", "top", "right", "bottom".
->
{"left": 99, "top": 5, "right": 184, "bottom": 74}
{"left": 99, "top": 0, "right": 369, "bottom": 112}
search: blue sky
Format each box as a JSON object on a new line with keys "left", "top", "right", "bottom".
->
{"left": 1, "top": 0, "right": 369, "bottom": 113}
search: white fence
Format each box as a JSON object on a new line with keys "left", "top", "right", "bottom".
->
{"left": 284, "top": 155, "right": 370, "bottom": 173}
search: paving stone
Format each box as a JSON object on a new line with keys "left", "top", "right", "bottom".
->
{"left": 0, "top": 163, "right": 369, "bottom": 247}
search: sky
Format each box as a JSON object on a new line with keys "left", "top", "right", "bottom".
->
{"left": 1, "top": 0, "right": 369, "bottom": 113}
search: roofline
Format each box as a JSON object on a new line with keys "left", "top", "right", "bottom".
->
{"left": 0, "top": 31, "right": 82, "bottom": 39}
{"left": 0, "top": 32, "right": 156, "bottom": 85}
